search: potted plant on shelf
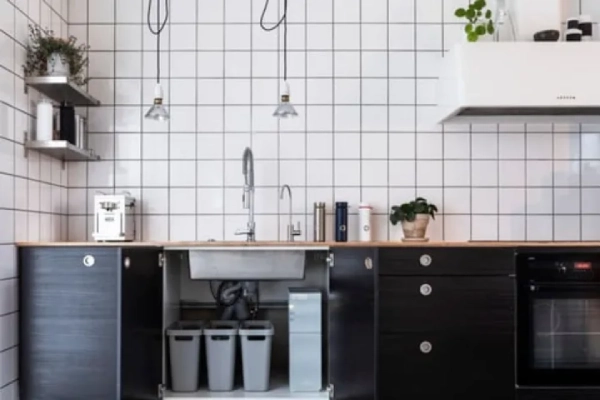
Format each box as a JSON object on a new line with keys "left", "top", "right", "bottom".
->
{"left": 390, "top": 197, "right": 438, "bottom": 242}
{"left": 24, "top": 25, "right": 89, "bottom": 86}
{"left": 455, "top": 0, "right": 495, "bottom": 42}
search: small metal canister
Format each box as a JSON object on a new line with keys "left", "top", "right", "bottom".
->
{"left": 75, "top": 115, "right": 87, "bottom": 149}
{"left": 313, "top": 202, "right": 326, "bottom": 242}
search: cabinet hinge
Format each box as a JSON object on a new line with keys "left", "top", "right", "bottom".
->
{"left": 327, "top": 384, "right": 334, "bottom": 399}
{"left": 326, "top": 253, "right": 334, "bottom": 268}
{"left": 158, "top": 253, "right": 165, "bottom": 268}
{"left": 158, "top": 383, "right": 165, "bottom": 398}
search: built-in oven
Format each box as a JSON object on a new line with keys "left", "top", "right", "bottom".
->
{"left": 517, "top": 250, "right": 600, "bottom": 388}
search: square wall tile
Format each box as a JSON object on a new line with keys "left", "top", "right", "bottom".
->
{"left": 170, "top": 188, "right": 196, "bottom": 214}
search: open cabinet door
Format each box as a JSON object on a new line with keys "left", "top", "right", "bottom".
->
{"left": 120, "top": 248, "right": 164, "bottom": 400}
{"left": 329, "top": 248, "right": 377, "bottom": 399}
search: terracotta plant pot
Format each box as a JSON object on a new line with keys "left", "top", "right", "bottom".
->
{"left": 401, "top": 214, "right": 430, "bottom": 239}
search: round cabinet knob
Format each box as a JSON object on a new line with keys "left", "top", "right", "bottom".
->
{"left": 365, "top": 257, "right": 373, "bottom": 270}
{"left": 83, "top": 255, "right": 95, "bottom": 267}
{"left": 420, "top": 341, "right": 433, "bottom": 354}
{"left": 124, "top": 257, "right": 131, "bottom": 269}
{"left": 419, "top": 254, "right": 432, "bottom": 267}
{"left": 420, "top": 284, "right": 432, "bottom": 296}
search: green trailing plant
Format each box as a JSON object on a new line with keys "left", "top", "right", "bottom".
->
{"left": 24, "top": 25, "right": 89, "bottom": 86}
{"left": 455, "top": 0, "right": 495, "bottom": 42}
{"left": 390, "top": 197, "right": 438, "bottom": 225}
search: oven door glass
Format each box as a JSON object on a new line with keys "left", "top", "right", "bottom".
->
{"left": 518, "top": 284, "right": 600, "bottom": 387}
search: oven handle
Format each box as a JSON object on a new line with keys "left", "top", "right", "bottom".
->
{"left": 523, "top": 281, "right": 600, "bottom": 289}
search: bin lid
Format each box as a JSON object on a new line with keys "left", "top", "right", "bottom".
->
{"left": 166, "top": 320, "right": 204, "bottom": 336}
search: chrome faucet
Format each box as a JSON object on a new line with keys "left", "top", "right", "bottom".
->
{"left": 235, "top": 147, "right": 255, "bottom": 242}
{"left": 280, "top": 184, "right": 301, "bottom": 242}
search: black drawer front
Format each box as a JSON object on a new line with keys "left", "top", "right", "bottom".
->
{"left": 517, "top": 389, "right": 600, "bottom": 400}
{"left": 379, "top": 276, "right": 515, "bottom": 334}
{"left": 379, "top": 333, "right": 515, "bottom": 400}
{"left": 379, "top": 248, "right": 515, "bottom": 276}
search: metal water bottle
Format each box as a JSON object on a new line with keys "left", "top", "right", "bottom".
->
{"left": 335, "top": 202, "right": 348, "bottom": 242}
{"left": 313, "top": 202, "right": 326, "bottom": 242}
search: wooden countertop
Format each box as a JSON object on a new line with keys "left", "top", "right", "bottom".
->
{"left": 15, "top": 241, "right": 600, "bottom": 248}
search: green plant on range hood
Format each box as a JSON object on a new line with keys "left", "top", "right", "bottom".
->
{"left": 455, "top": 0, "right": 495, "bottom": 42}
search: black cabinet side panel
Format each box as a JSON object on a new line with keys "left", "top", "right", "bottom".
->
{"left": 121, "top": 248, "right": 163, "bottom": 400}
{"left": 329, "top": 248, "right": 376, "bottom": 400}
{"left": 19, "top": 247, "right": 119, "bottom": 400}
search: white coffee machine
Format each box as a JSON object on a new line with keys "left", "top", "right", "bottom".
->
{"left": 92, "top": 193, "right": 136, "bottom": 242}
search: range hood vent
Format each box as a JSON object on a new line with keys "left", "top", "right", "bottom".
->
{"left": 438, "top": 43, "right": 600, "bottom": 125}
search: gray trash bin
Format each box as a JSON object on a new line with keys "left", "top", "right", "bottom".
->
{"left": 240, "top": 321, "right": 275, "bottom": 392}
{"left": 167, "top": 321, "right": 204, "bottom": 392}
{"left": 204, "top": 321, "right": 239, "bottom": 392}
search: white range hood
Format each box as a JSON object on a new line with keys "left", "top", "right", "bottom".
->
{"left": 438, "top": 42, "right": 600, "bottom": 125}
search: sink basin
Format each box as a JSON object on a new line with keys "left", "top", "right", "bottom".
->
{"left": 187, "top": 249, "right": 307, "bottom": 280}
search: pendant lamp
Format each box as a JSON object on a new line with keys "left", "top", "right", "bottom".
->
{"left": 260, "top": 0, "right": 298, "bottom": 118}
{"left": 145, "top": 0, "right": 170, "bottom": 121}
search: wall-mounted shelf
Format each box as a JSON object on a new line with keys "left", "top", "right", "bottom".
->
{"left": 25, "top": 140, "right": 100, "bottom": 162}
{"left": 25, "top": 76, "right": 100, "bottom": 106}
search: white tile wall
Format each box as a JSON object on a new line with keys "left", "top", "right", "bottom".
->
{"left": 65, "top": 0, "right": 600, "bottom": 242}
{"left": 0, "top": 0, "right": 69, "bottom": 397}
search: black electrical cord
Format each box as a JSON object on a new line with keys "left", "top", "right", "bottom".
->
{"left": 260, "top": 0, "right": 288, "bottom": 81}
{"left": 147, "top": 0, "right": 169, "bottom": 84}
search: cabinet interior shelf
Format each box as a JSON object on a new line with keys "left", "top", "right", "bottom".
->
{"left": 25, "top": 76, "right": 100, "bottom": 106}
{"left": 163, "top": 382, "right": 329, "bottom": 400}
{"left": 25, "top": 140, "right": 100, "bottom": 162}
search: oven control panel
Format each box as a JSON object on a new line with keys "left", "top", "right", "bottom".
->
{"left": 518, "top": 254, "right": 600, "bottom": 282}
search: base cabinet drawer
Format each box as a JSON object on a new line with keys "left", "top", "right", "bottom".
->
{"left": 379, "top": 276, "right": 515, "bottom": 334}
{"left": 379, "top": 333, "right": 515, "bottom": 400}
{"left": 379, "top": 248, "right": 515, "bottom": 276}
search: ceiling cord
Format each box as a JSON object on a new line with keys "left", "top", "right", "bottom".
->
{"left": 260, "top": 0, "right": 289, "bottom": 82}
{"left": 147, "top": 0, "right": 170, "bottom": 84}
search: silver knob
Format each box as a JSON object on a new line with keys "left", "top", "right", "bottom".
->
{"left": 420, "top": 284, "right": 432, "bottom": 296}
{"left": 365, "top": 257, "right": 373, "bottom": 270}
{"left": 124, "top": 257, "right": 131, "bottom": 269}
{"left": 420, "top": 341, "right": 433, "bottom": 354}
{"left": 419, "top": 254, "right": 432, "bottom": 267}
{"left": 83, "top": 255, "right": 95, "bottom": 267}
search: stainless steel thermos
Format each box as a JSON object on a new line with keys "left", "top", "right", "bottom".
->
{"left": 335, "top": 202, "right": 348, "bottom": 242}
{"left": 313, "top": 202, "right": 326, "bottom": 242}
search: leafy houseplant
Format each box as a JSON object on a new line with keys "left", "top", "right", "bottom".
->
{"left": 390, "top": 197, "right": 438, "bottom": 240}
{"left": 24, "top": 25, "right": 89, "bottom": 86}
{"left": 455, "top": 0, "right": 495, "bottom": 42}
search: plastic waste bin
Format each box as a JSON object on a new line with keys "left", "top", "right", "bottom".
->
{"left": 240, "top": 321, "right": 275, "bottom": 392}
{"left": 204, "top": 321, "right": 239, "bottom": 391}
{"left": 166, "top": 321, "right": 204, "bottom": 392}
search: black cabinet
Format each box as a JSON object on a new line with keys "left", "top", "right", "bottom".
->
{"left": 329, "top": 248, "right": 377, "bottom": 400}
{"left": 380, "top": 332, "right": 514, "bottom": 400}
{"left": 379, "top": 276, "right": 514, "bottom": 333}
{"left": 378, "top": 248, "right": 516, "bottom": 400}
{"left": 19, "top": 247, "right": 163, "bottom": 400}
{"left": 379, "top": 247, "right": 514, "bottom": 276}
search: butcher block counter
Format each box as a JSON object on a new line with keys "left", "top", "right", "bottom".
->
{"left": 15, "top": 241, "right": 600, "bottom": 248}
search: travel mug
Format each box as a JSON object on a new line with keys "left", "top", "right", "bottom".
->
{"left": 335, "top": 202, "right": 348, "bottom": 242}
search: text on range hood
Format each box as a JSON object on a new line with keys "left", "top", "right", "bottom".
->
{"left": 438, "top": 42, "right": 600, "bottom": 125}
